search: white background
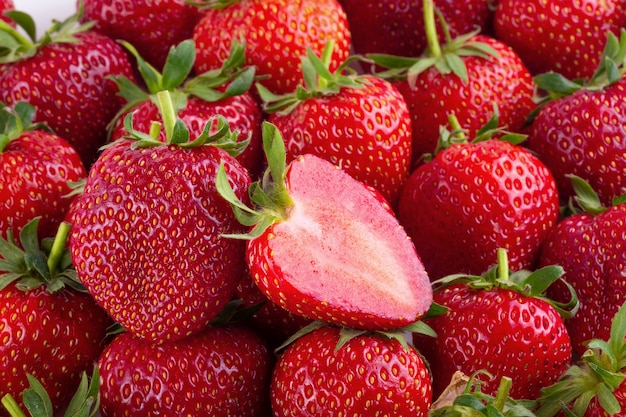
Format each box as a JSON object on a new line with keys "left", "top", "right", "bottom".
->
{"left": 12, "top": 0, "right": 77, "bottom": 37}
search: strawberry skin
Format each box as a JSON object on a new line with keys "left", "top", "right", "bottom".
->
{"left": 271, "top": 325, "right": 432, "bottom": 416}
{"left": 70, "top": 140, "right": 251, "bottom": 343}
{"left": 98, "top": 324, "right": 272, "bottom": 417}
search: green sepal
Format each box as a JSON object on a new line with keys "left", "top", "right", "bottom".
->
{"left": 274, "top": 321, "right": 328, "bottom": 353}
{"left": 20, "top": 374, "right": 54, "bottom": 417}
{"left": 209, "top": 299, "right": 265, "bottom": 327}
{"left": 187, "top": 0, "right": 240, "bottom": 9}
{"left": 0, "top": 102, "right": 52, "bottom": 152}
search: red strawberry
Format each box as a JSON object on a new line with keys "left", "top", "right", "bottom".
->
{"left": 494, "top": 0, "right": 626, "bottom": 80}
{"left": 271, "top": 324, "right": 433, "bottom": 416}
{"left": 415, "top": 248, "right": 577, "bottom": 400}
{"left": 538, "top": 176, "right": 626, "bottom": 357}
{"left": 525, "top": 32, "right": 626, "bottom": 206}
{"left": 258, "top": 44, "right": 413, "bottom": 206}
{"left": 0, "top": 218, "right": 112, "bottom": 416}
{"left": 217, "top": 122, "right": 432, "bottom": 331}
{"left": 0, "top": 10, "right": 136, "bottom": 167}
{"left": 98, "top": 323, "right": 272, "bottom": 417}
{"left": 80, "top": 0, "right": 204, "bottom": 69}
{"left": 192, "top": 0, "right": 351, "bottom": 95}
{"left": 70, "top": 91, "right": 251, "bottom": 343}
{"left": 397, "top": 114, "right": 560, "bottom": 280}
{"left": 0, "top": 0, "right": 13, "bottom": 26}
{"left": 369, "top": 0, "right": 535, "bottom": 164}
{"left": 0, "top": 101, "right": 85, "bottom": 240}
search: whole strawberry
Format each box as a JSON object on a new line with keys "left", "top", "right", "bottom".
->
{"left": 494, "top": 0, "right": 626, "bottom": 80}
{"left": 271, "top": 323, "right": 433, "bottom": 416}
{"left": 81, "top": 0, "right": 204, "bottom": 69}
{"left": 397, "top": 114, "right": 560, "bottom": 280}
{"left": 98, "top": 323, "right": 272, "bottom": 417}
{"left": 0, "top": 10, "right": 136, "bottom": 167}
{"left": 0, "top": 102, "right": 85, "bottom": 240}
{"left": 70, "top": 91, "right": 251, "bottom": 343}
{"left": 0, "top": 219, "right": 112, "bottom": 416}
{"left": 415, "top": 249, "right": 577, "bottom": 400}
{"left": 192, "top": 0, "right": 351, "bottom": 95}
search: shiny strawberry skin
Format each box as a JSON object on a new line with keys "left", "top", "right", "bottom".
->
{"left": 81, "top": 0, "right": 203, "bottom": 69}
{"left": 0, "top": 283, "right": 111, "bottom": 415}
{"left": 193, "top": 0, "right": 351, "bottom": 95}
{"left": 397, "top": 140, "right": 560, "bottom": 280}
{"left": 271, "top": 325, "right": 432, "bottom": 416}
{"left": 98, "top": 324, "right": 272, "bottom": 417}
{"left": 0, "top": 130, "right": 86, "bottom": 240}
{"left": 70, "top": 140, "right": 251, "bottom": 343}
{"left": 417, "top": 285, "right": 572, "bottom": 400}
{"left": 0, "top": 31, "right": 135, "bottom": 167}
{"left": 267, "top": 75, "right": 413, "bottom": 205}
{"left": 539, "top": 204, "right": 626, "bottom": 357}
{"left": 526, "top": 78, "right": 626, "bottom": 205}
{"left": 396, "top": 35, "right": 536, "bottom": 162}
{"left": 494, "top": 0, "right": 626, "bottom": 80}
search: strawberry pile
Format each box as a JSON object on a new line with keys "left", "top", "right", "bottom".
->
{"left": 1, "top": 0, "right": 626, "bottom": 416}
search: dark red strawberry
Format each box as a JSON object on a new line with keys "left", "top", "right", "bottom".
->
{"left": 70, "top": 91, "right": 251, "bottom": 343}
{"left": 271, "top": 323, "right": 433, "bottom": 416}
{"left": 0, "top": 10, "right": 136, "bottom": 167}
{"left": 258, "top": 43, "right": 413, "bottom": 206}
{"left": 0, "top": 101, "right": 85, "bottom": 240}
{"left": 98, "top": 323, "right": 272, "bottom": 417}
{"left": 0, "top": 218, "right": 112, "bottom": 416}
{"left": 217, "top": 122, "right": 432, "bottom": 331}
{"left": 494, "top": 0, "right": 626, "bottom": 80}
{"left": 192, "top": 0, "right": 351, "bottom": 95}
{"left": 397, "top": 114, "right": 560, "bottom": 280}
{"left": 415, "top": 248, "right": 577, "bottom": 400}
{"left": 81, "top": 0, "right": 204, "bottom": 69}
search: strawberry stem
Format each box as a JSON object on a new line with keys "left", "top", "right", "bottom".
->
{"left": 423, "top": 0, "right": 442, "bottom": 59}
{"left": 156, "top": 90, "right": 177, "bottom": 142}
{"left": 0, "top": 394, "right": 27, "bottom": 417}
{"left": 46, "top": 221, "right": 70, "bottom": 276}
{"left": 497, "top": 248, "right": 509, "bottom": 282}
{"left": 493, "top": 376, "right": 512, "bottom": 411}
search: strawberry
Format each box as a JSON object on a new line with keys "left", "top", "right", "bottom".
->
{"left": 538, "top": 176, "right": 626, "bottom": 357}
{"left": 192, "top": 0, "right": 351, "bottom": 95}
{"left": 0, "top": 0, "right": 13, "bottom": 26}
{"left": 535, "top": 301, "right": 626, "bottom": 417}
{"left": 0, "top": 10, "right": 136, "bottom": 167}
{"left": 257, "top": 43, "right": 413, "bottom": 206}
{"left": 217, "top": 122, "right": 432, "bottom": 331}
{"left": 70, "top": 91, "right": 251, "bottom": 343}
{"left": 368, "top": 0, "right": 536, "bottom": 165}
{"left": 0, "top": 102, "right": 85, "bottom": 241}
{"left": 493, "top": 0, "right": 626, "bottom": 80}
{"left": 397, "top": 114, "right": 560, "bottom": 280}
{"left": 525, "top": 32, "right": 626, "bottom": 206}
{"left": 80, "top": 0, "right": 204, "bottom": 69}
{"left": 98, "top": 323, "right": 272, "bottom": 417}
{"left": 0, "top": 218, "right": 112, "bottom": 416}
{"left": 271, "top": 323, "right": 433, "bottom": 416}
{"left": 415, "top": 248, "right": 577, "bottom": 400}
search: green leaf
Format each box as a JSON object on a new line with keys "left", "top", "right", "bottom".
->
{"left": 262, "top": 122, "right": 287, "bottom": 185}
{"left": 444, "top": 52, "right": 468, "bottom": 83}
{"left": 400, "top": 320, "right": 437, "bottom": 338}
{"left": 533, "top": 72, "right": 583, "bottom": 97}
{"left": 17, "top": 217, "right": 41, "bottom": 255}
{"left": 22, "top": 374, "right": 54, "bottom": 417}
{"left": 516, "top": 265, "right": 564, "bottom": 297}
{"left": 336, "top": 327, "right": 368, "bottom": 351}
{"left": 121, "top": 41, "right": 162, "bottom": 93}
{"left": 569, "top": 175, "right": 606, "bottom": 215}
{"left": 595, "top": 382, "right": 621, "bottom": 415}
{"left": 4, "top": 10, "right": 37, "bottom": 42}
{"left": 161, "top": 40, "right": 196, "bottom": 90}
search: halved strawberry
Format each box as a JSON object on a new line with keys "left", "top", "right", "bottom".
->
{"left": 217, "top": 122, "right": 432, "bottom": 331}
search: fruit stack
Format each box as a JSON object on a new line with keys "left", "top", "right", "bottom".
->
{"left": 1, "top": 0, "right": 626, "bottom": 416}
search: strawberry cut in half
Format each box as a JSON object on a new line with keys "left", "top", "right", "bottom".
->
{"left": 217, "top": 122, "right": 433, "bottom": 331}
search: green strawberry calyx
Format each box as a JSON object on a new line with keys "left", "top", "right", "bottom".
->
{"left": 0, "top": 217, "right": 85, "bottom": 294}
{"left": 535, "top": 301, "right": 626, "bottom": 417}
{"left": 255, "top": 40, "right": 366, "bottom": 114}
{"left": 0, "top": 101, "right": 52, "bottom": 153}
{"left": 433, "top": 248, "right": 579, "bottom": 319}
{"left": 365, "top": 0, "right": 500, "bottom": 87}
{"left": 564, "top": 175, "right": 626, "bottom": 217}
{"left": 186, "top": 0, "right": 239, "bottom": 10}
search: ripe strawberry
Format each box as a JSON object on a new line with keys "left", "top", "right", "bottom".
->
{"left": 538, "top": 176, "right": 626, "bottom": 357}
{"left": 258, "top": 43, "right": 413, "bottom": 206}
{"left": 81, "top": 0, "right": 204, "bottom": 69}
{"left": 0, "top": 10, "right": 136, "bottom": 167}
{"left": 0, "top": 0, "right": 13, "bottom": 26}
{"left": 192, "top": 0, "right": 351, "bottom": 95}
{"left": 369, "top": 0, "right": 535, "bottom": 164}
{"left": 525, "top": 32, "right": 626, "bottom": 206}
{"left": 271, "top": 323, "right": 433, "bottom": 416}
{"left": 217, "top": 122, "right": 432, "bottom": 331}
{"left": 70, "top": 92, "right": 251, "bottom": 343}
{"left": 0, "top": 218, "right": 112, "bottom": 416}
{"left": 494, "top": 0, "right": 626, "bottom": 80}
{"left": 0, "top": 101, "right": 86, "bottom": 241}
{"left": 415, "top": 249, "right": 577, "bottom": 400}
{"left": 397, "top": 114, "right": 560, "bottom": 280}
{"left": 98, "top": 323, "right": 272, "bottom": 417}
